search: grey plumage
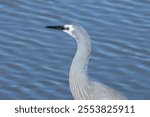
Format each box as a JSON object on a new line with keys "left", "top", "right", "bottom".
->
{"left": 46, "top": 24, "right": 127, "bottom": 100}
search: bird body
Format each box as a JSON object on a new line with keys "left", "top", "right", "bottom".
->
{"left": 46, "top": 24, "right": 127, "bottom": 100}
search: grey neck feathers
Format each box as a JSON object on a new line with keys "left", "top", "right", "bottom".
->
{"left": 69, "top": 31, "right": 91, "bottom": 99}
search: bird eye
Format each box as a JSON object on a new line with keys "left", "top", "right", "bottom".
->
{"left": 65, "top": 27, "right": 70, "bottom": 30}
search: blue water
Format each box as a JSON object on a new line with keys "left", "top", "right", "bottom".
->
{"left": 0, "top": 0, "right": 150, "bottom": 99}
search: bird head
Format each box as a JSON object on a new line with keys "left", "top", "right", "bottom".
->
{"left": 46, "top": 24, "right": 76, "bottom": 38}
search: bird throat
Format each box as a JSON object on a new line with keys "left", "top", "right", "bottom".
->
{"left": 69, "top": 40, "right": 91, "bottom": 99}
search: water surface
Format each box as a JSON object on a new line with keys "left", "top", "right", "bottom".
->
{"left": 0, "top": 0, "right": 150, "bottom": 99}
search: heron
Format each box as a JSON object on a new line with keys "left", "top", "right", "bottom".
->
{"left": 46, "top": 24, "right": 127, "bottom": 100}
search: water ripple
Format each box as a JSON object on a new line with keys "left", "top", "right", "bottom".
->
{"left": 0, "top": 0, "right": 149, "bottom": 99}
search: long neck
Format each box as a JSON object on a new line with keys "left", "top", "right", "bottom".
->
{"left": 69, "top": 32, "right": 91, "bottom": 100}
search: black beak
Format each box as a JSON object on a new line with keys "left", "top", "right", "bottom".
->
{"left": 45, "top": 25, "right": 65, "bottom": 30}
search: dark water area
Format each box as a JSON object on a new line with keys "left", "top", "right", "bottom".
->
{"left": 0, "top": 0, "right": 150, "bottom": 99}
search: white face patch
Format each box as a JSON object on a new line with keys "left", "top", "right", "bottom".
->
{"left": 63, "top": 24, "right": 76, "bottom": 38}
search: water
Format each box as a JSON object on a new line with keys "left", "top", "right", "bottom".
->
{"left": 0, "top": 0, "right": 150, "bottom": 100}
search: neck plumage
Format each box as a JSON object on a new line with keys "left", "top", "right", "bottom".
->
{"left": 69, "top": 32, "right": 91, "bottom": 100}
